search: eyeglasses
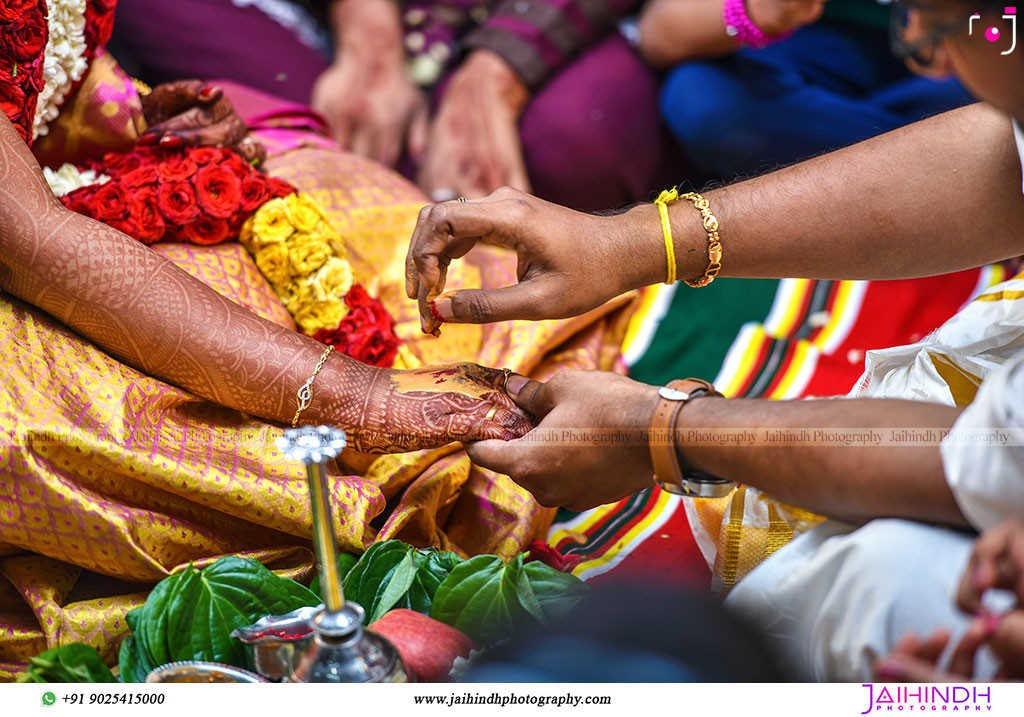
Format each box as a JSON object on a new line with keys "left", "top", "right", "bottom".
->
{"left": 889, "top": 1, "right": 968, "bottom": 67}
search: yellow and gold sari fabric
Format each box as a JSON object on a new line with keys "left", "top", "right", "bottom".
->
{"left": 0, "top": 148, "right": 637, "bottom": 679}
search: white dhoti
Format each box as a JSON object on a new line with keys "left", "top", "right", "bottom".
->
{"left": 726, "top": 275, "right": 1024, "bottom": 681}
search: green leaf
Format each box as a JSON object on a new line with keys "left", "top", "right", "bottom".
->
{"left": 367, "top": 550, "right": 419, "bottom": 622}
{"left": 17, "top": 644, "right": 116, "bottom": 684}
{"left": 126, "top": 557, "right": 320, "bottom": 672}
{"left": 340, "top": 541, "right": 465, "bottom": 622}
{"left": 134, "top": 571, "right": 180, "bottom": 668}
{"left": 430, "top": 555, "right": 525, "bottom": 645}
{"left": 118, "top": 635, "right": 153, "bottom": 684}
{"left": 402, "top": 550, "right": 463, "bottom": 614}
{"left": 520, "top": 560, "right": 589, "bottom": 623}
{"left": 342, "top": 541, "right": 409, "bottom": 605}
{"left": 430, "top": 554, "right": 589, "bottom": 646}
{"left": 309, "top": 552, "right": 358, "bottom": 596}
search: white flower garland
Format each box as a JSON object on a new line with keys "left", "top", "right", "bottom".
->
{"left": 32, "top": 0, "right": 89, "bottom": 141}
{"left": 43, "top": 162, "right": 108, "bottom": 196}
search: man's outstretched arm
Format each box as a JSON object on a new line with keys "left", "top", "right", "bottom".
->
{"left": 467, "top": 371, "right": 966, "bottom": 526}
{"left": 407, "top": 103, "right": 1024, "bottom": 331}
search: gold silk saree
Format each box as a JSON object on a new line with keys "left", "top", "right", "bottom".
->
{"left": 0, "top": 147, "right": 637, "bottom": 679}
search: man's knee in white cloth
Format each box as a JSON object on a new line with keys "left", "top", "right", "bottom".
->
{"left": 725, "top": 518, "right": 993, "bottom": 681}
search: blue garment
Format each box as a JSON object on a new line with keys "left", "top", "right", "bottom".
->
{"left": 660, "top": 22, "right": 973, "bottom": 178}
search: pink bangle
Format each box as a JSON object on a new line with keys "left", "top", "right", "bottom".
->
{"left": 721, "top": 0, "right": 793, "bottom": 49}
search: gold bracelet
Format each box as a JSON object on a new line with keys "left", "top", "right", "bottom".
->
{"left": 291, "top": 344, "right": 334, "bottom": 428}
{"left": 679, "top": 192, "right": 723, "bottom": 288}
{"left": 654, "top": 188, "right": 681, "bottom": 284}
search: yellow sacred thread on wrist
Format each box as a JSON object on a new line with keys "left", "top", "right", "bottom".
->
{"left": 654, "top": 187, "right": 680, "bottom": 285}
{"left": 292, "top": 344, "right": 334, "bottom": 428}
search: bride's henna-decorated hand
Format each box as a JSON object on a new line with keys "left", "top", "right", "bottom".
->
{"left": 139, "top": 80, "right": 264, "bottom": 164}
{"left": 0, "top": 111, "right": 523, "bottom": 453}
{"left": 323, "top": 362, "right": 533, "bottom": 454}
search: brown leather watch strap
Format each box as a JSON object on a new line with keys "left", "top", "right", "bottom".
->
{"left": 649, "top": 378, "right": 720, "bottom": 489}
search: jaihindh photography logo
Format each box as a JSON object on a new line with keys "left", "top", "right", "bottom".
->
{"left": 860, "top": 684, "right": 993, "bottom": 713}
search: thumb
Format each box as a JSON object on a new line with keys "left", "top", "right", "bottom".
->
{"left": 465, "top": 438, "right": 520, "bottom": 475}
{"left": 503, "top": 374, "right": 555, "bottom": 417}
{"left": 432, "top": 280, "right": 557, "bottom": 324}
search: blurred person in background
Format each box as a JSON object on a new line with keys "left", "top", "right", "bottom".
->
{"left": 111, "top": 0, "right": 668, "bottom": 210}
{"left": 639, "top": 0, "right": 972, "bottom": 179}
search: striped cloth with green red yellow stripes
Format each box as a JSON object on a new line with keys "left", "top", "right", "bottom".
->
{"left": 546, "top": 266, "right": 1006, "bottom": 587}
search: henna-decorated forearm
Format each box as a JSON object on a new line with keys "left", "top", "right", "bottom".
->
{"left": 0, "top": 112, "right": 526, "bottom": 451}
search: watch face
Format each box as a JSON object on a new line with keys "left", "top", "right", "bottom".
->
{"left": 658, "top": 386, "right": 691, "bottom": 401}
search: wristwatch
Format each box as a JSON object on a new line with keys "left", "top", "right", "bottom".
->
{"left": 648, "top": 378, "right": 735, "bottom": 498}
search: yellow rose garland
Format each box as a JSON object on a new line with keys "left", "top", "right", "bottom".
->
{"left": 241, "top": 192, "right": 354, "bottom": 334}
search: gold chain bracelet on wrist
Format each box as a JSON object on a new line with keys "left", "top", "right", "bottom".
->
{"left": 291, "top": 344, "right": 334, "bottom": 428}
{"left": 678, "top": 192, "right": 724, "bottom": 288}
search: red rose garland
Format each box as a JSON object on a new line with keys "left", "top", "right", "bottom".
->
{"left": 60, "top": 145, "right": 294, "bottom": 246}
{"left": 60, "top": 144, "right": 404, "bottom": 368}
{"left": 0, "top": 0, "right": 47, "bottom": 143}
{"left": 0, "top": 1, "right": 117, "bottom": 144}
{"left": 84, "top": 0, "right": 117, "bottom": 50}
{"left": 313, "top": 285, "right": 403, "bottom": 368}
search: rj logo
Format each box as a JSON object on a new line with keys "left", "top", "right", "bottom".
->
{"left": 970, "top": 7, "right": 1018, "bottom": 54}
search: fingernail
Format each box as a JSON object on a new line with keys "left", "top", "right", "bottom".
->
{"left": 159, "top": 135, "right": 183, "bottom": 148}
{"left": 432, "top": 299, "right": 454, "bottom": 322}
{"left": 506, "top": 375, "right": 528, "bottom": 395}
{"left": 137, "top": 132, "right": 159, "bottom": 146}
{"left": 876, "top": 660, "right": 904, "bottom": 680}
{"left": 199, "top": 85, "right": 221, "bottom": 100}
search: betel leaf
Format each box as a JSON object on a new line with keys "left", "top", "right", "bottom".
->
{"left": 429, "top": 554, "right": 589, "bottom": 646}
{"left": 340, "top": 541, "right": 464, "bottom": 622}
{"left": 368, "top": 550, "right": 419, "bottom": 622}
{"left": 118, "top": 634, "right": 153, "bottom": 685}
{"left": 519, "top": 559, "right": 589, "bottom": 623}
{"left": 16, "top": 644, "right": 117, "bottom": 683}
{"left": 429, "top": 555, "right": 524, "bottom": 645}
{"left": 403, "top": 549, "right": 463, "bottom": 615}
{"left": 308, "top": 552, "right": 358, "bottom": 596}
{"left": 121, "top": 557, "right": 320, "bottom": 681}
{"left": 341, "top": 541, "right": 409, "bottom": 607}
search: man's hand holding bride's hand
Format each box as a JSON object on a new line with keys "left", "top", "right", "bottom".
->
{"left": 344, "top": 362, "right": 533, "bottom": 454}
{"left": 406, "top": 188, "right": 653, "bottom": 334}
{"left": 139, "top": 80, "right": 264, "bottom": 164}
{"left": 465, "top": 370, "right": 660, "bottom": 510}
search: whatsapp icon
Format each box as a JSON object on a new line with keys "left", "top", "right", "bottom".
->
{"left": 42, "top": 691, "right": 56, "bottom": 706}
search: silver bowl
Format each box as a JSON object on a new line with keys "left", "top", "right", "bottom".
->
{"left": 145, "top": 661, "right": 268, "bottom": 683}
